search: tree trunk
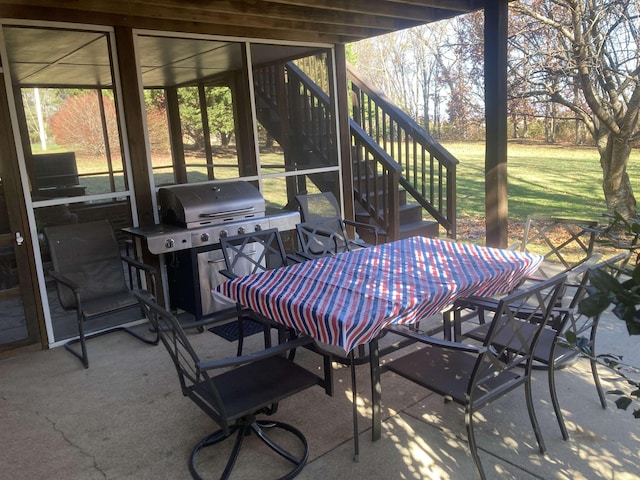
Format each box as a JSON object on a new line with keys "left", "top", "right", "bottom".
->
{"left": 598, "top": 132, "right": 637, "bottom": 218}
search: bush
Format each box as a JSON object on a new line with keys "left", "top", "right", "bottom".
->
{"left": 49, "top": 92, "right": 120, "bottom": 156}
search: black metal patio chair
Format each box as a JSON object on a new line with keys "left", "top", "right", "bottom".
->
{"left": 219, "top": 228, "right": 303, "bottom": 356}
{"left": 385, "top": 274, "right": 566, "bottom": 480}
{"left": 514, "top": 215, "right": 599, "bottom": 278}
{"left": 443, "top": 216, "right": 600, "bottom": 341}
{"left": 45, "top": 219, "right": 158, "bottom": 368}
{"left": 294, "top": 192, "right": 379, "bottom": 255}
{"left": 460, "top": 251, "right": 631, "bottom": 440}
{"left": 134, "top": 290, "right": 331, "bottom": 480}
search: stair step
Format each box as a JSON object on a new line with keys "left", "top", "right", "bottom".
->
{"left": 356, "top": 220, "right": 439, "bottom": 244}
{"left": 355, "top": 202, "right": 422, "bottom": 225}
{"left": 398, "top": 220, "right": 440, "bottom": 239}
{"left": 356, "top": 189, "right": 408, "bottom": 206}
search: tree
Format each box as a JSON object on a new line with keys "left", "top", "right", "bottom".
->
{"left": 49, "top": 91, "right": 119, "bottom": 156}
{"left": 352, "top": 21, "right": 466, "bottom": 136}
{"left": 511, "top": 0, "right": 640, "bottom": 218}
{"left": 207, "top": 87, "right": 235, "bottom": 147}
{"left": 445, "top": 12, "right": 486, "bottom": 140}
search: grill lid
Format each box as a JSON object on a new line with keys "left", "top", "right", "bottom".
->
{"left": 158, "top": 181, "right": 265, "bottom": 229}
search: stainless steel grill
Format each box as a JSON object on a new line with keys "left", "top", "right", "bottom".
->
{"left": 124, "top": 181, "right": 299, "bottom": 321}
{"left": 158, "top": 181, "right": 265, "bottom": 229}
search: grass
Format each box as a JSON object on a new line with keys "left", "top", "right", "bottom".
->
{"left": 442, "top": 141, "right": 640, "bottom": 222}
{"left": 36, "top": 141, "right": 640, "bottom": 230}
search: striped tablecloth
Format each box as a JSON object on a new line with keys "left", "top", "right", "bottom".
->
{"left": 217, "top": 236, "right": 543, "bottom": 353}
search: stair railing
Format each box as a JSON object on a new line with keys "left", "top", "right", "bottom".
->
{"left": 348, "top": 64, "right": 457, "bottom": 238}
{"left": 259, "top": 58, "right": 457, "bottom": 239}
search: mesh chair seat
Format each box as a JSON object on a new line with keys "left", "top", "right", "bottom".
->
{"left": 200, "top": 355, "right": 319, "bottom": 421}
{"left": 80, "top": 290, "right": 138, "bottom": 319}
{"left": 389, "top": 345, "right": 524, "bottom": 405}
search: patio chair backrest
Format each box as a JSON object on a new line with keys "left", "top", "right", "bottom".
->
{"left": 45, "top": 219, "right": 128, "bottom": 309}
{"left": 518, "top": 216, "right": 598, "bottom": 278}
{"left": 133, "top": 291, "right": 228, "bottom": 428}
{"left": 296, "top": 218, "right": 351, "bottom": 257}
{"left": 295, "top": 192, "right": 343, "bottom": 222}
{"left": 220, "top": 228, "right": 288, "bottom": 277}
{"left": 555, "top": 251, "right": 631, "bottom": 355}
{"left": 472, "top": 274, "right": 566, "bottom": 405}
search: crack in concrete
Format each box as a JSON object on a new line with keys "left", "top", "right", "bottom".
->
{"left": 2, "top": 395, "right": 108, "bottom": 479}
{"left": 43, "top": 414, "right": 108, "bottom": 479}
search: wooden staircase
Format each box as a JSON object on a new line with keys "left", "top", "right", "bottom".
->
{"left": 253, "top": 58, "right": 457, "bottom": 242}
{"left": 352, "top": 174, "right": 439, "bottom": 243}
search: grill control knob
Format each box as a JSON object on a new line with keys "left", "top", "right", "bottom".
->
{"left": 219, "top": 229, "right": 228, "bottom": 238}
{"left": 165, "top": 238, "right": 175, "bottom": 249}
{"left": 201, "top": 232, "right": 210, "bottom": 242}
{"left": 255, "top": 223, "right": 262, "bottom": 231}
{"left": 237, "top": 226, "right": 246, "bottom": 235}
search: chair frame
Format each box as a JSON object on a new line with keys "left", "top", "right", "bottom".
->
{"left": 444, "top": 216, "right": 600, "bottom": 342}
{"left": 517, "top": 216, "right": 598, "bottom": 278}
{"left": 45, "top": 219, "right": 158, "bottom": 368}
{"left": 219, "top": 228, "right": 300, "bottom": 355}
{"left": 459, "top": 251, "right": 631, "bottom": 440}
{"left": 385, "top": 275, "right": 566, "bottom": 480}
{"left": 134, "top": 290, "right": 330, "bottom": 480}
{"left": 294, "top": 192, "right": 380, "bottom": 251}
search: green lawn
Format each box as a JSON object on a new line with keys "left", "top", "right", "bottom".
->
{"left": 36, "top": 141, "right": 640, "bottom": 230}
{"left": 442, "top": 141, "right": 640, "bottom": 222}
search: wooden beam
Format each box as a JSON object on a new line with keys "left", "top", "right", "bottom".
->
{"left": 386, "top": 0, "right": 482, "bottom": 12}
{"left": 118, "top": 0, "right": 423, "bottom": 31}
{"left": 165, "top": 87, "right": 187, "bottom": 184}
{"left": 262, "top": 0, "right": 470, "bottom": 21}
{"left": 0, "top": 2, "right": 393, "bottom": 41}
{"left": 113, "top": 27, "right": 154, "bottom": 227}
{"left": 0, "top": 4, "right": 355, "bottom": 44}
{"left": 484, "top": 0, "right": 509, "bottom": 248}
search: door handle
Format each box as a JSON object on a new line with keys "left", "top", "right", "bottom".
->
{"left": 15, "top": 232, "right": 24, "bottom": 246}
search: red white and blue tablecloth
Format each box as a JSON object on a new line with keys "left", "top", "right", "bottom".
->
{"left": 217, "top": 236, "right": 543, "bottom": 353}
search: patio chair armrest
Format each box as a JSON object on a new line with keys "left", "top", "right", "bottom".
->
{"left": 343, "top": 219, "right": 381, "bottom": 245}
{"left": 121, "top": 255, "right": 157, "bottom": 277}
{"left": 122, "top": 255, "right": 158, "bottom": 295}
{"left": 49, "top": 269, "right": 81, "bottom": 293}
{"left": 454, "top": 295, "right": 500, "bottom": 312}
{"left": 196, "top": 335, "right": 316, "bottom": 370}
{"left": 219, "top": 269, "right": 237, "bottom": 280}
{"left": 293, "top": 251, "right": 315, "bottom": 261}
{"left": 286, "top": 253, "right": 308, "bottom": 264}
{"left": 386, "top": 325, "right": 485, "bottom": 354}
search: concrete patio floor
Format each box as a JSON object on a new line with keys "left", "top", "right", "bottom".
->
{"left": 1, "top": 312, "right": 639, "bottom": 480}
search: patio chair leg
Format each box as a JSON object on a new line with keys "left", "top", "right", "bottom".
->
{"left": 548, "top": 356, "right": 569, "bottom": 440}
{"left": 590, "top": 328, "right": 608, "bottom": 409}
{"left": 65, "top": 312, "right": 89, "bottom": 369}
{"left": 189, "top": 419, "right": 309, "bottom": 480}
{"left": 465, "top": 406, "right": 486, "bottom": 480}
{"left": 525, "top": 377, "right": 546, "bottom": 454}
{"left": 253, "top": 420, "right": 309, "bottom": 466}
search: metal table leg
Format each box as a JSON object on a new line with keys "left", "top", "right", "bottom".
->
{"left": 369, "top": 336, "right": 381, "bottom": 442}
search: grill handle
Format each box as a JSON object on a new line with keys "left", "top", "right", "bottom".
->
{"left": 199, "top": 207, "right": 255, "bottom": 218}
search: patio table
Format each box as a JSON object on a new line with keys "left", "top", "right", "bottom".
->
{"left": 217, "top": 236, "right": 543, "bottom": 445}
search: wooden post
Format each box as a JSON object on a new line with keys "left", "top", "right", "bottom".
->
{"left": 334, "top": 44, "right": 355, "bottom": 222}
{"left": 484, "top": 1, "right": 509, "bottom": 248}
